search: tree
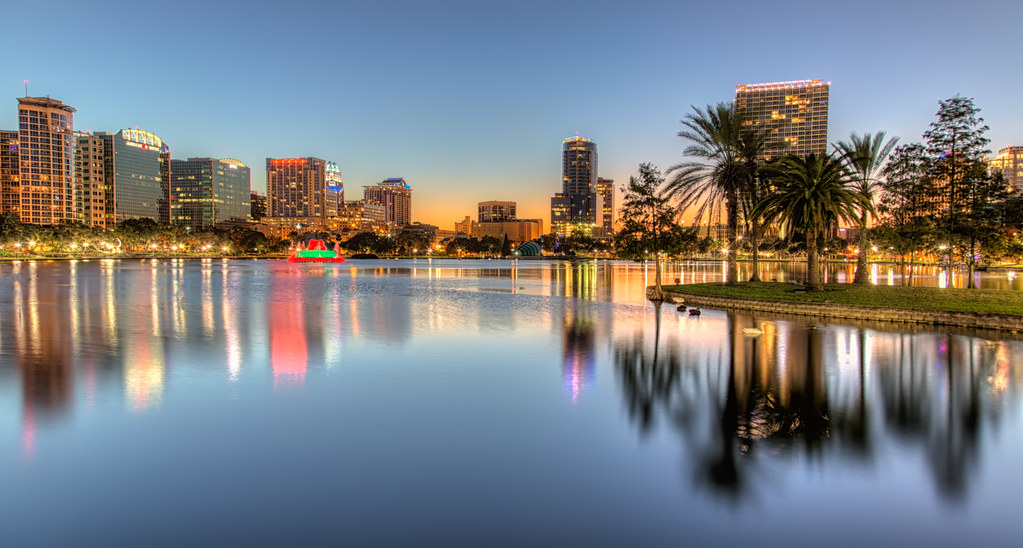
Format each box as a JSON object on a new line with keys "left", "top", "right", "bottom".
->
{"left": 754, "top": 153, "right": 869, "bottom": 292}
{"left": 667, "top": 103, "right": 764, "bottom": 286}
{"left": 834, "top": 131, "right": 899, "bottom": 284}
{"left": 343, "top": 231, "right": 380, "bottom": 254}
{"left": 877, "top": 143, "right": 934, "bottom": 285}
{"left": 922, "top": 96, "right": 991, "bottom": 286}
{"left": 615, "top": 163, "right": 686, "bottom": 300}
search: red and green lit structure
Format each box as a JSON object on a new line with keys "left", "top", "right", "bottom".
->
{"left": 287, "top": 239, "right": 346, "bottom": 263}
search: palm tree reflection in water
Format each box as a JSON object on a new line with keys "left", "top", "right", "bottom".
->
{"left": 615, "top": 307, "right": 1020, "bottom": 503}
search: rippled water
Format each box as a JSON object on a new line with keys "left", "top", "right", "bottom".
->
{"left": 1, "top": 258, "right": 1021, "bottom": 546}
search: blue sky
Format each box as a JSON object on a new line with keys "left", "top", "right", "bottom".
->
{"left": 4, "top": 0, "right": 1021, "bottom": 228}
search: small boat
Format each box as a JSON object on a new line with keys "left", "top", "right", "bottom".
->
{"left": 287, "top": 239, "right": 346, "bottom": 263}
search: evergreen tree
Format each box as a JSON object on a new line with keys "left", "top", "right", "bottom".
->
{"left": 615, "top": 163, "right": 691, "bottom": 300}
{"left": 922, "top": 96, "right": 992, "bottom": 286}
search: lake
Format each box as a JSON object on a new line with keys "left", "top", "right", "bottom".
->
{"left": 1, "top": 258, "right": 1021, "bottom": 546}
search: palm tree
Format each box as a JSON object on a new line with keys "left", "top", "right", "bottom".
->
{"left": 834, "top": 132, "right": 899, "bottom": 284}
{"left": 667, "top": 103, "right": 764, "bottom": 286}
{"left": 753, "top": 153, "right": 870, "bottom": 292}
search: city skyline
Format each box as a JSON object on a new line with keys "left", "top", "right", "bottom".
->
{"left": 3, "top": 0, "right": 1022, "bottom": 228}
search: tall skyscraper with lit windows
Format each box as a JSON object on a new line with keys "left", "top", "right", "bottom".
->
{"left": 266, "top": 157, "right": 342, "bottom": 220}
{"left": 363, "top": 178, "right": 412, "bottom": 226}
{"left": 550, "top": 135, "right": 603, "bottom": 237}
{"left": 74, "top": 132, "right": 107, "bottom": 227}
{"left": 170, "top": 157, "right": 251, "bottom": 228}
{"left": 596, "top": 177, "right": 614, "bottom": 235}
{"left": 10, "top": 97, "right": 77, "bottom": 225}
{"left": 991, "top": 146, "right": 1023, "bottom": 189}
{"left": 95, "top": 128, "right": 171, "bottom": 223}
{"left": 0, "top": 130, "right": 19, "bottom": 217}
{"left": 735, "top": 79, "right": 830, "bottom": 161}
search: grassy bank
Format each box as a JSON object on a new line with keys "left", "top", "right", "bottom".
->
{"left": 666, "top": 282, "right": 1023, "bottom": 316}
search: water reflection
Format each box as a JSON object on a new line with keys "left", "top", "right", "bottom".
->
{"left": 2, "top": 258, "right": 1022, "bottom": 543}
{"left": 616, "top": 308, "right": 1023, "bottom": 503}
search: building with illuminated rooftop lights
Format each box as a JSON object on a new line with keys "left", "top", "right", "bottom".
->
{"left": 266, "top": 157, "right": 342, "bottom": 220}
{"left": 170, "top": 157, "right": 251, "bottom": 228}
{"left": 363, "top": 178, "right": 412, "bottom": 226}
{"left": 735, "top": 79, "right": 830, "bottom": 161}
{"left": 550, "top": 135, "right": 603, "bottom": 237}
{"left": 94, "top": 128, "right": 171, "bottom": 223}
{"left": 991, "top": 146, "right": 1023, "bottom": 189}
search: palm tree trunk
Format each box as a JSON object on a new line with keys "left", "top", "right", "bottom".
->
{"left": 853, "top": 211, "right": 869, "bottom": 285}
{"left": 651, "top": 255, "right": 664, "bottom": 301}
{"left": 725, "top": 192, "right": 738, "bottom": 286}
{"left": 806, "top": 230, "right": 821, "bottom": 291}
{"left": 749, "top": 220, "right": 761, "bottom": 282}
{"left": 900, "top": 254, "right": 907, "bottom": 286}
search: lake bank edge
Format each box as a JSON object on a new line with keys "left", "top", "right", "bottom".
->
{"left": 655, "top": 285, "right": 1023, "bottom": 333}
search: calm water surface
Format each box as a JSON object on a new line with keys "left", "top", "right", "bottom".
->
{"left": 1, "top": 259, "right": 1022, "bottom": 546}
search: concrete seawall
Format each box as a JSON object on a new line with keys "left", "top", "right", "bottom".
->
{"left": 656, "top": 288, "right": 1023, "bottom": 333}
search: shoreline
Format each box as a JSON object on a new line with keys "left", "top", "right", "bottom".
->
{"left": 657, "top": 286, "right": 1023, "bottom": 333}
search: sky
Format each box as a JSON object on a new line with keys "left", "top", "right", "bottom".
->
{"left": 4, "top": 0, "right": 1022, "bottom": 229}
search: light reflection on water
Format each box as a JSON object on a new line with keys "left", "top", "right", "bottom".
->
{"left": 0, "top": 258, "right": 1021, "bottom": 545}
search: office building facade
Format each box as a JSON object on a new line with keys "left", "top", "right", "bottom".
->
{"left": 170, "top": 157, "right": 251, "bottom": 228}
{"left": 250, "top": 191, "right": 267, "bottom": 221}
{"left": 595, "top": 177, "right": 614, "bottom": 235}
{"left": 478, "top": 201, "right": 516, "bottom": 222}
{"left": 74, "top": 132, "right": 108, "bottom": 227}
{"left": 472, "top": 219, "right": 544, "bottom": 243}
{"left": 12, "top": 97, "right": 77, "bottom": 225}
{"left": 550, "top": 135, "right": 603, "bottom": 237}
{"left": 364, "top": 178, "right": 412, "bottom": 226}
{"left": 735, "top": 79, "right": 830, "bottom": 161}
{"left": 0, "top": 130, "right": 19, "bottom": 216}
{"left": 991, "top": 146, "right": 1023, "bottom": 189}
{"left": 266, "top": 157, "right": 342, "bottom": 220}
{"left": 96, "top": 128, "right": 170, "bottom": 223}
{"left": 326, "top": 161, "right": 344, "bottom": 208}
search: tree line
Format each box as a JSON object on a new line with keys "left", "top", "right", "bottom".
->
{"left": 620, "top": 95, "right": 1016, "bottom": 297}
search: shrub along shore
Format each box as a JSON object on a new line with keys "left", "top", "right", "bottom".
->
{"left": 660, "top": 282, "right": 1023, "bottom": 332}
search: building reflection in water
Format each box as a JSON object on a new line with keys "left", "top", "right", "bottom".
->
{"left": 556, "top": 262, "right": 599, "bottom": 402}
{"left": 615, "top": 309, "right": 1023, "bottom": 503}
{"left": 270, "top": 273, "right": 308, "bottom": 387}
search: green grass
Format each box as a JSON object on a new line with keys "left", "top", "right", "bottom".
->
{"left": 666, "top": 282, "right": 1023, "bottom": 316}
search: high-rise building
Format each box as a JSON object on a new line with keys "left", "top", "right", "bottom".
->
{"left": 170, "top": 157, "right": 251, "bottom": 228}
{"left": 735, "top": 79, "right": 830, "bottom": 161}
{"left": 991, "top": 146, "right": 1023, "bottom": 189}
{"left": 250, "top": 191, "right": 267, "bottom": 221}
{"left": 14, "top": 97, "right": 77, "bottom": 225}
{"left": 550, "top": 135, "right": 603, "bottom": 237}
{"left": 96, "top": 128, "right": 170, "bottom": 223}
{"left": 326, "top": 161, "right": 344, "bottom": 208}
{"left": 266, "top": 157, "right": 341, "bottom": 220}
{"left": 478, "top": 200, "right": 516, "bottom": 222}
{"left": 596, "top": 177, "right": 615, "bottom": 235}
{"left": 74, "top": 132, "right": 107, "bottom": 227}
{"left": 363, "top": 178, "right": 412, "bottom": 226}
{"left": 0, "top": 130, "right": 19, "bottom": 217}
